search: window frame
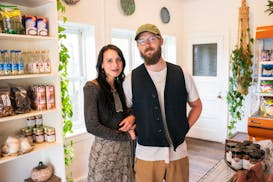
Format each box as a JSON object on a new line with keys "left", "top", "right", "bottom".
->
{"left": 59, "top": 21, "right": 96, "bottom": 137}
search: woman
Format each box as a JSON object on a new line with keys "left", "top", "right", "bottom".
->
{"left": 84, "top": 44, "right": 136, "bottom": 182}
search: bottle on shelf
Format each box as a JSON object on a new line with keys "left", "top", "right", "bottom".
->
{"left": 16, "top": 50, "right": 24, "bottom": 75}
{"left": 2, "top": 50, "right": 11, "bottom": 75}
{"left": 0, "top": 50, "right": 4, "bottom": 76}
{"left": 10, "top": 50, "right": 18, "bottom": 75}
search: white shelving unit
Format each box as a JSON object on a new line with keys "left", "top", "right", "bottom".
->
{"left": 0, "top": 0, "right": 65, "bottom": 181}
{"left": 253, "top": 26, "right": 273, "bottom": 117}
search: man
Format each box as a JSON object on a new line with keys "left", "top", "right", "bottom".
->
{"left": 123, "top": 23, "right": 202, "bottom": 182}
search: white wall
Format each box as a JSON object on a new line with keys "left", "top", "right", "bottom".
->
{"left": 62, "top": 0, "right": 273, "bottom": 181}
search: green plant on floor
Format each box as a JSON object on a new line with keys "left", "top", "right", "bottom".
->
{"left": 265, "top": 0, "right": 273, "bottom": 15}
{"left": 227, "top": 29, "right": 253, "bottom": 137}
{"left": 57, "top": 0, "right": 74, "bottom": 181}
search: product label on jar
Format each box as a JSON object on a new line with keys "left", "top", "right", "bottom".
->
{"left": 243, "top": 159, "right": 250, "bottom": 170}
{"left": 231, "top": 158, "right": 243, "bottom": 170}
{"left": 226, "top": 151, "right": 232, "bottom": 162}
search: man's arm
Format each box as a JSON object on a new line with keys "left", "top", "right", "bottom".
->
{"left": 187, "top": 98, "right": 202, "bottom": 128}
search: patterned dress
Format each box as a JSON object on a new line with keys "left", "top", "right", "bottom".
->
{"left": 88, "top": 137, "right": 135, "bottom": 182}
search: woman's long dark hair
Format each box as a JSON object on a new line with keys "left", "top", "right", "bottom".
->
{"left": 96, "top": 44, "right": 128, "bottom": 117}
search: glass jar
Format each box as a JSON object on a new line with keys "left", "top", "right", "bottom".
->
{"left": 249, "top": 150, "right": 262, "bottom": 168}
{"left": 46, "top": 127, "right": 56, "bottom": 142}
{"left": 225, "top": 142, "right": 237, "bottom": 163}
{"left": 243, "top": 149, "right": 254, "bottom": 170}
{"left": 35, "top": 114, "right": 43, "bottom": 127}
{"left": 35, "top": 127, "right": 44, "bottom": 143}
{"left": 242, "top": 140, "right": 252, "bottom": 147}
{"left": 24, "top": 127, "right": 34, "bottom": 145}
{"left": 27, "top": 116, "right": 36, "bottom": 128}
{"left": 231, "top": 147, "right": 243, "bottom": 170}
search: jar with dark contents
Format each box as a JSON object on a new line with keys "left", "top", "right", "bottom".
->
{"left": 242, "top": 140, "right": 252, "bottom": 147}
{"left": 231, "top": 147, "right": 243, "bottom": 170}
{"left": 225, "top": 142, "right": 237, "bottom": 163}
{"left": 249, "top": 150, "right": 263, "bottom": 168}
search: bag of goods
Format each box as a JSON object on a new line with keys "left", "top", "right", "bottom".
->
{"left": 1, "top": 136, "right": 19, "bottom": 155}
{"left": 0, "top": 87, "right": 15, "bottom": 117}
{"left": 10, "top": 86, "right": 31, "bottom": 114}
{"left": 260, "top": 80, "right": 273, "bottom": 93}
{"left": 36, "top": 16, "right": 48, "bottom": 36}
{"left": 260, "top": 97, "right": 273, "bottom": 117}
{"left": 19, "top": 137, "right": 32, "bottom": 154}
{"left": 0, "top": 4, "right": 24, "bottom": 34}
{"left": 22, "top": 15, "right": 37, "bottom": 36}
{"left": 28, "top": 85, "right": 47, "bottom": 111}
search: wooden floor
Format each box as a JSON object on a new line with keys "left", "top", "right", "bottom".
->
{"left": 186, "top": 137, "right": 225, "bottom": 182}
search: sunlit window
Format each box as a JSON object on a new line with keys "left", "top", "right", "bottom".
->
{"left": 59, "top": 22, "right": 96, "bottom": 136}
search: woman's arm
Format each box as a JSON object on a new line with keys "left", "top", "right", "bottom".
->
{"left": 84, "top": 81, "right": 131, "bottom": 141}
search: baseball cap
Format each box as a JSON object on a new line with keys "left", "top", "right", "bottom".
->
{"left": 135, "top": 24, "right": 161, "bottom": 40}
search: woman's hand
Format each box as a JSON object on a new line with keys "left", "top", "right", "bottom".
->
{"left": 119, "top": 115, "right": 135, "bottom": 132}
{"left": 128, "top": 126, "right": 136, "bottom": 140}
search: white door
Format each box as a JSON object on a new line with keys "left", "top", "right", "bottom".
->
{"left": 186, "top": 34, "right": 229, "bottom": 143}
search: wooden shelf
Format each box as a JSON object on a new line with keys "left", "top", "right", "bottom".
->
{"left": 0, "top": 0, "right": 55, "bottom": 7}
{"left": 256, "top": 25, "right": 273, "bottom": 39}
{"left": 0, "top": 109, "right": 58, "bottom": 123}
{"left": 0, "top": 73, "right": 54, "bottom": 80}
{"left": 0, "top": 33, "right": 57, "bottom": 41}
{"left": 0, "top": 142, "right": 61, "bottom": 164}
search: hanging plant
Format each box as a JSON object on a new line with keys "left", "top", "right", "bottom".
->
{"left": 57, "top": 0, "right": 74, "bottom": 181}
{"left": 265, "top": 0, "right": 273, "bottom": 15}
{"left": 227, "top": 29, "right": 253, "bottom": 136}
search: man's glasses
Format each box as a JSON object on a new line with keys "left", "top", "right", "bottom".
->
{"left": 136, "top": 36, "right": 160, "bottom": 46}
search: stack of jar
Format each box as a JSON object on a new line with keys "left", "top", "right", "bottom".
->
{"left": 21, "top": 114, "right": 56, "bottom": 144}
{"left": 0, "top": 49, "right": 24, "bottom": 76}
{"left": 22, "top": 50, "right": 51, "bottom": 74}
{"left": 225, "top": 140, "right": 265, "bottom": 170}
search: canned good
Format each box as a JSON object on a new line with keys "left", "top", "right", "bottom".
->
{"left": 27, "top": 116, "right": 36, "bottom": 127}
{"left": 231, "top": 147, "right": 243, "bottom": 170}
{"left": 35, "top": 127, "right": 44, "bottom": 143}
{"left": 225, "top": 142, "right": 237, "bottom": 163}
{"left": 46, "top": 127, "right": 55, "bottom": 142}
{"left": 35, "top": 114, "right": 43, "bottom": 127}
{"left": 249, "top": 150, "right": 263, "bottom": 168}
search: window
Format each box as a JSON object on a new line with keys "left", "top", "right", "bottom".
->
{"left": 59, "top": 22, "right": 96, "bottom": 136}
{"left": 112, "top": 28, "right": 176, "bottom": 73}
{"left": 192, "top": 43, "right": 217, "bottom": 76}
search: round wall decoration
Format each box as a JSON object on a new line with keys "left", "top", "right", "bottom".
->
{"left": 120, "top": 0, "right": 135, "bottom": 16}
{"left": 160, "top": 7, "right": 170, "bottom": 24}
{"left": 62, "top": 0, "right": 80, "bottom": 5}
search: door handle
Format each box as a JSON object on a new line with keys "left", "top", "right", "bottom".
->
{"left": 217, "top": 92, "right": 223, "bottom": 99}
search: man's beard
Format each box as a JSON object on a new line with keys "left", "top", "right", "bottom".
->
{"left": 140, "top": 46, "right": 161, "bottom": 65}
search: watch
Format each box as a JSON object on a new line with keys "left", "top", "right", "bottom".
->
{"left": 160, "top": 7, "right": 170, "bottom": 24}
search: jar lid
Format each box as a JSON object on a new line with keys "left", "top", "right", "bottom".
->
{"left": 242, "top": 140, "right": 252, "bottom": 146}
{"left": 249, "top": 151, "right": 262, "bottom": 159}
{"left": 36, "top": 127, "right": 44, "bottom": 134}
{"left": 232, "top": 147, "right": 243, "bottom": 153}
{"left": 226, "top": 142, "right": 237, "bottom": 147}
